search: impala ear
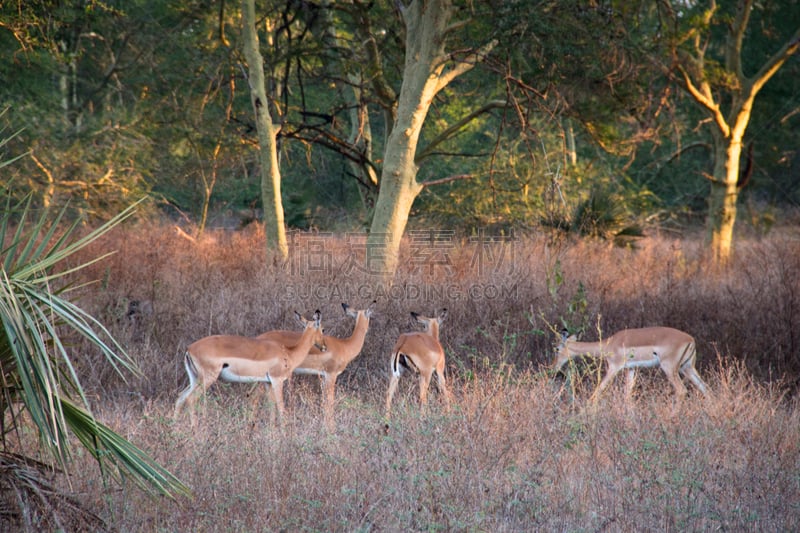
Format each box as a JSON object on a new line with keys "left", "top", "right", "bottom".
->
{"left": 313, "top": 309, "right": 321, "bottom": 323}
{"left": 342, "top": 303, "right": 357, "bottom": 318}
{"left": 294, "top": 311, "right": 304, "bottom": 326}
{"left": 560, "top": 329, "right": 569, "bottom": 342}
{"left": 365, "top": 300, "right": 377, "bottom": 318}
{"left": 438, "top": 308, "right": 448, "bottom": 323}
{"left": 410, "top": 311, "right": 420, "bottom": 321}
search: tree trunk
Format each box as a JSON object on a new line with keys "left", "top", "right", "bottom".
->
{"left": 346, "top": 75, "right": 379, "bottom": 214}
{"left": 565, "top": 120, "right": 577, "bottom": 166}
{"left": 659, "top": 0, "right": 800, "bottom": 266}
{"left": 367, "top": 0, "right": 494, "bottom": 279}
{"left": 368, "top": 130, "right": 424, "bottom": 278}
{"left": 707, "top": 134, "right": 743, "bottom": 265}
{"left": 242, "top": 0, "right": 288, "bottom": 260}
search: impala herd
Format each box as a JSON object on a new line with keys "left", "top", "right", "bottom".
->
{"left": 174, "top": 302, "right": 711, "bottom": 426}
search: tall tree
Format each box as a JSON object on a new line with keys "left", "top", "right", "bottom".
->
{"left": 241, "top": 0, "right": 288, "bottom": 259}
{"left": 655, "top": 0, "right": 800, "bottom": 265}
{"left": 365, "top": 0, "right": 496, "bottom": 279}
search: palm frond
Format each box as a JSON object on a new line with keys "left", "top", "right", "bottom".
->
{"left": 0, "top": 191, "right": 189, "bottom": 501}
{"left": 8, "top": 201, "right": 135, "bottom": 283}
{"left": 0, "top": 108, "right": 28, "bottom": 172}
{"left": 60, "top": 399, "right": 191, "bottom": 498}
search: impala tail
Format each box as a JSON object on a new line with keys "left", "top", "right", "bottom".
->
{"left": 183, "top": 350, "right": 197, "bottom": 380}
{"left": 390, "top": 349, "right": 404, "bottom": 377}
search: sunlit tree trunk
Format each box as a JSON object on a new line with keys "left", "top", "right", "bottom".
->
{"left": 565, "top": 120, "right": 577, "bottom": 166}
{"left": 367, "top": 0, "right": 495, "bottom": 279}
{"left": 659, "top": 0, "right": 800, "bottom": 266}
{"left": 707, "top": 129, "right": 744, "bottom": 264}
{"left": 242, "top": 0, "right": 288, "bottom": 260}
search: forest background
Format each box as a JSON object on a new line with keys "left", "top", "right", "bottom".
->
{"left": 2, "top": 0, "right": 799, "bottom": 252}
{"left": 1, "top": 1, "right": 800, "bottom": 531}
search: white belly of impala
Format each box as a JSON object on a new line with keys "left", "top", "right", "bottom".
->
{"left": 219, "top": 365, "right": 271, "bottom": 383}
{"left": 293, "top": 367, "right": 325, "bottom": 376}
{"left": 622, "top": 351, "right": 661, "bottom": 369}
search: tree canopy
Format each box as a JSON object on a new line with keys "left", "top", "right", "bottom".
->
{"left": 1, "top": 0, "right": 798, "bottom": 261}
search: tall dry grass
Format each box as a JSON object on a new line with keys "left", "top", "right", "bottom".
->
{"left": 56, "top": 222, "right": 800, "bottom": 531}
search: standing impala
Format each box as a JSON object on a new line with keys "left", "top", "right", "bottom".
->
{"left": 385, "top": 309, "right": 451, "bottom": 416}
{"left": 257, "top": 301, "right": 376, "bottom": 426}
{"left": 554, "top": 326, "right": 710, "bottom": 402}
{"left": 174, "top": 310, "right": 325, "bottom": 424}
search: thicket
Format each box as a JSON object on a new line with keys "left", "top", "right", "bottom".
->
{"left": 45, "top": 222, "right": 800, "bottom": 530}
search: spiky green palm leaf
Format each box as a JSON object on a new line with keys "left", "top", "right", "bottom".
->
{"left": 0, "top": 194, "right": 189, "bottom": 501}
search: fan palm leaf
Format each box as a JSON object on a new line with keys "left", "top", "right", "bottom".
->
{"left": 0, "top": 193, "right": 189, "bottom": 509}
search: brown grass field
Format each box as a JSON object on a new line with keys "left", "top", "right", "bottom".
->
{"left": 51, "top": 222, "right": 800, "bottom": 531}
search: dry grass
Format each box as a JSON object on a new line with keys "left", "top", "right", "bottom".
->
{"left": 54, "top": 222, "right": 800, "bottom": 531}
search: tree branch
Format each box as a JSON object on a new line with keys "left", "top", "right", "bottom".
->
{"left": 416, "top": 100, "right": 507, "bottom": 164}
{"left": 353, "top": 1, "right": 397, "bottom": 109}
{"left": 435, "top": 39, "right": 498, "bottom": 93}
{"left": 676, "top": 64, "right": 730, "bottom": 137}
{"left": 748, "top": 27, "right": 800, "bottom": 97}
{"left": 419, "top": 173, "right": 474, "bottom": 188}
{"left": 726, "top": 0, "right": 753, "bottom": 80}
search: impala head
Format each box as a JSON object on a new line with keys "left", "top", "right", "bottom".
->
{"left": 552, "top": 329, "right": 576, "bottom": 372}
{"left": 410, "top": 308, "right": 447, "bottom": 332}
{"left": 296, "top": 309, "right": 327, "bottom": 352}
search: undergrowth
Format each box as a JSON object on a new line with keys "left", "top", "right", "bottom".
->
{"left": 54, "top": 222, "right": 800, "bottom": 530}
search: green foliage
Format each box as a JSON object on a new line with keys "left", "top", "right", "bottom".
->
{"left": 569, "top": 189, "right": 645, "bottom": 243}
{"left": 0, "top": 0, "right": 797, "bottom": 232}
{"left": 0, "top": 185, "right": 189, "bottom": 527}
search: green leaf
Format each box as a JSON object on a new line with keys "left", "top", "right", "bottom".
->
{"left": 0, "top": 185, "right": 188, "bottom": 501}
{"left": 61, "top": 398, "right": 191, "bottom": 499}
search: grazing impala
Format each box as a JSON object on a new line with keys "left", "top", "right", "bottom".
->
{"left": 257, "top": 301, "right": 376, "bottom": 426}
{"left": 385, "top": 309, "right": 451, "bottom": 416}
{"left": 174, "top": 310, "right": 325, "bottom": 424}
{"left": 554, "top": 326, "right": 710, "bottom": 402}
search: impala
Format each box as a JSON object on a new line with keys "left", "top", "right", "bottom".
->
{"left": 385, "top": 309, "right": 451, "bottom": 415}
{"left": 257, "top": 301, "right": 376, "bottom": 426}
{"left": 553, "top": 326, "right": 710, "bottom": 402}
{"left": 174, "top": 310, "right": 325, "bottom": 424}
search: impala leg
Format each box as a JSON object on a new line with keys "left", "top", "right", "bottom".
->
{"left": 590, "top": 364, "right": 621, "bottom": 403}
{"left": 624, "top": 368, "right": 637, "bottom": 400}
{"left": 385, "top": 373, "right": 400, "bottom": 417}
{"left": 418, "top": 370, "right": 433, "bottom": 410}
{"left": 174, "top": 354, "right": 199, "bottom": 418}
{"left": 665, "top": 369, "right": 688, "bottom": 400}
{"left": 248, "top": 383, "right": 273, "bottom": 425}
{"left": 681, "top": 363, "right": 710, "bottom": 397}
{"left": 247, "top": 382, "right": 266, "bottom": 411}
{"left": 174, "top": 382, "right": 196, "bottom": 417}
{"left": 434, "top": 359, "right": 451, "bottom": 411}
{"left": 174, "top": 384, "right": 201, "bottom": 427}
{"left": 323, "top": 374, "right": 337, "bottom": 430}
{"left": 261, "top": 382, "right": 280, "bottom": 426}
{"left": 658, "top": 358, "right": 688, "bottom": 399}
{"left": 669, "top": 372, "right": 687, "bottom": 414}
{"left": 270, "top": 378, "right": 286, "bottom": 423}
{"left": 175, "top": 359, "right": 219, "bottom": 427}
